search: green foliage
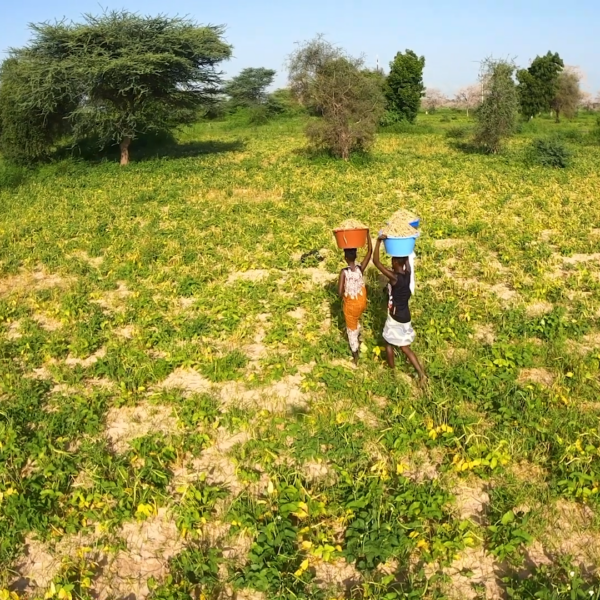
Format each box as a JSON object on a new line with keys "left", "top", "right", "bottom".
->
{"left": 384, "top": 50, "right": 425, "bottom": 124}
{"left": 530, "top": 137, "right": 573, "bottom": 168}
{"left": 223, "top": 67, "right": 276, "bottom": 108}
{"left": 289, "top": 37, "right": 384, "bottom": 159}
{"left": 0, "top": 11, "right": 232, "bottom": 165}
{"left": 0, "top": 161, "right": 28, "bottom": 190}
{"left": 517, "top": 51, "right": 564, "bottom": 119}
{"left": 445, "top": 125, "right": 469, "bottom": 139}
{"left": 552, "top": 69, "right": 582, "bottom": 123}
{"left": 474, "top": 58, "right": 519, "bottom": 153}
{"left": 0, "top": 57, "right": 74, "bottom": 164}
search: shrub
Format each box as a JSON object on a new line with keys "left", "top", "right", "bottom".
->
{"left": 0, "top": 161, "right": 28, "bottom": 189}
{"left": 440, "top": 115, "right": 451, "bottom": 123}
{"left": 445, "top": 126, "right": 469, "bottom": 140}
{"left": 530, "top": 137, "right": 572, "bottom": 168}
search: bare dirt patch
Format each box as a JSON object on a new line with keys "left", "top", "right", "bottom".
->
{"left": 433, "top": 239, "right": 464, "bottom": 250}
{"left": 531, "top": 500, "right": 600, "bottom": 573}
{"left": 302, "top": 459, "right": 337, "bottom": 486}
{"left": 473, "top": 323, "right": 495, "bottom": 345}
{"left": 94, "top": 508, "right": 184, "bottom": 600}
{"left": 561, "top": 253, "right": 600, "bottom": 265}
{"left": 219, "top": 373, "right": 308, "bottom": 412}
{"left": 64, "top": 347, "right": 106, "bottom": 368}
{"left": 398, "top": 448, "right": 443, "bottom": 483}
{"left": 312, "top": 558, "right": 362, "bottom": 595}
{"left": 451, "top": 479, "right": 490, "bottom": 524}
{"left": 525, "top": 301, "right": 554, "bottom": 317}
{"left": 508, "top": 460, "right": 547, "bottom": 484}
{"left": 114, "top": 325, "right": 136, "bottom": 339}
{"left": 105, "top": 403, "right": 179, "bottom": 452}
{"left": 517, "top": 368, "right": 555, "bottom": 388}
{"left": 301, "top": 267, "right": 337, "bottom": 289}
{"left": 227, "top": 269, "right": 270, "bottom": 284}
{"left": 91, "top": 282, "right": 132, "bottom": 312}
{"left": 489, "top": 282, "right": 518, "bottom": 302}
{"left": 440, "top": 547, "right": 504, "bottom": 600}
{"left": 32, "top": 312, "right": 63, "bottom": 331}
{"left": 12, "top": 536, "right": 59, "bottom": 592}
{"left": 0, "top": 268, "right": 71, "bottom": 297}
{"left": 160, "top": 367, "right": 212, "bottom": 396}
{"left": 71, "top": 250, "right": 104, "bottom": 268}
{"left": 6, "top": 320, "right": 22, "bottom": 340}
{"left": 171, "top": 430, "right": 250, "bottom": 496}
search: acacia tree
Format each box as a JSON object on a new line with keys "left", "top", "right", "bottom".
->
{"left": 223, "top": 67, "right": 276, "bottom": 107}
{"left": 384, "top": 50, "right": 425, "bottom": 123}
{"left": 517, "top": 51, "right": 564, "bottom": 119}
{"left": 0, "top": 11, "right": 232, "bottom": 165}
{"left": 551, "top": 67, "right": 582, "bottom": 122}
{"left": 288, "top": 37, "right": 384, "bottom": 160}
{"left": 474, "top": 58, "right": 519, "bottom": 153}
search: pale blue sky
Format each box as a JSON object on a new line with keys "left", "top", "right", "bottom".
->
{"left": 2, "top": 0, "right": 599, "bottom": 95}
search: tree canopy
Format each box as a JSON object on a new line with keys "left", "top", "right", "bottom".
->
{"left": 288, "top": 37, "right": 384, "bottom": 160}
{"left": 0, "top": 11, "right": 232, "bottom": 164}
{"left": 517, "top": 51, "right": 564, "bottom": 119}
{"left": 223, "top": 67, "right": 276, "bottom": 107}
{"left": 384, "top": 50, "right": 425, "bottom": 124}
{"left": 475, "top": 58, "right": 519, "bottom": 153}
{"left": 551, "top": 68, "right": 581, "bottom": 122}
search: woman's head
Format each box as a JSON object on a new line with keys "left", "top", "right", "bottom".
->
{"left": 392, "top": 256, "right": 409, "bottom": 271}
{"left": 344, "top": 248, "right": 357, "bottom": 264}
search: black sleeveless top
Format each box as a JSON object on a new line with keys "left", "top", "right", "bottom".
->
{"left": 388, "top": 272, "right": 411, "bottom": 323}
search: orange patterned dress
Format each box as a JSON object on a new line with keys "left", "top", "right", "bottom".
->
{"left": 342, "top": 266, "right": 367, "bottom": 352}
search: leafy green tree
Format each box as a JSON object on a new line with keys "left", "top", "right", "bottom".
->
{"left": 517, "top": 51, "right": 564, "bottom": 119}
{"left": 0, "top": 11, "right": 231, "bottom": 165}
{"left": 551, "top": 68, "right": 581, "bottom": 122}
{"left": 223, "top": 67, "right": 276, "bottom": 107}
{"left": 474, "top": 58, "right": 519, "bottom": 153}
{"left": 288, "top": 37, "right": 384, "bottom": 160}
{"left": 384, "top": 50, "right": 425, "bottom": 123}
{"left": 0, "top": 57, "right": 75, "bottom": 164}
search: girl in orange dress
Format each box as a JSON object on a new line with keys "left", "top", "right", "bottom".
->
{"left": 337, "top": 235, "right": 372, "bottom": 364}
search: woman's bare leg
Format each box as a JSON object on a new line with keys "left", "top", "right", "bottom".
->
{"left": 385, "top": 344, "right": 395, "bottom": 368}
{"left": 401, "top": 345, "right": 426, "bottom": 382}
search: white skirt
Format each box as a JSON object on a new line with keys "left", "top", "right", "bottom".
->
{"left": 383, "top": 315, "right": 416, "bottom": 347}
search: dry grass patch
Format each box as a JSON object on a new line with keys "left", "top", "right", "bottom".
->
{"left": 91, "top": 282, "right": 132, "bottom": 312}
{"left": 398, "top": 448, "right": 444, "bottom": 484}
{"left": 301, "top": 459, "right": 337, "bottom": 486}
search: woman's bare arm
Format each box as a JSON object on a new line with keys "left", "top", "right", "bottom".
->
{"left": 373, "top": 237, "right": 397, "bottom": 283}
{"left": 338, "top": 269, "right": 346, "bottom": 298}
{"left": 360, "top": 234, "right": 373, "bottom": 272}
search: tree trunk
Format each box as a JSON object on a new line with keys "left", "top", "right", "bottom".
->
{"left": 466, "top": 108, "right": 469, "bottom": 118}
{"left": 120, "top": 137, "right": 131, "bottom": 166}
{"left": 555, "top": 109, "right": 560, "bottom": 123}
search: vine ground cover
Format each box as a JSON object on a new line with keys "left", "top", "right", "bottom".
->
{"left": 1, "top": 113, "right": 600, "bottom": 599}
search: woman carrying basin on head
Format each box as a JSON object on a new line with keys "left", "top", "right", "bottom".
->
{"left": 373, "top": 233, "right": 426, "bottom": 384}
{"left": 338, "top": 235, "right": 372, "bottom": 364}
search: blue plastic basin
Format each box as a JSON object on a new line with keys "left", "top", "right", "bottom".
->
{"left": 384, "top": 236, "right": 417, "bottom": 257}
{"left": 409, "top": 217, "right": 420, "bottom": 228}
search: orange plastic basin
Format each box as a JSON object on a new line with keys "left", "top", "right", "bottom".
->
{"left": 333, "top": 228, "right": 368, "bottom": 249}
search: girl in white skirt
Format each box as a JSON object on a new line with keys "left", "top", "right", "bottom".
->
{"left": 373, "top": 234, "right": 426, "bottom": 383}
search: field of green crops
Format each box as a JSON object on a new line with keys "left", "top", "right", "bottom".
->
{"left": 2, "top": 112, "right": 600, "bottom": 600}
